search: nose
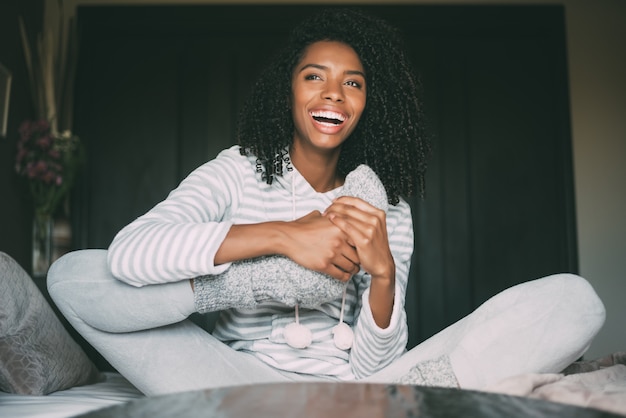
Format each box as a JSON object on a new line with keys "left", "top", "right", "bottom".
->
{"left": 322, "top": 80, "right": 344, "bottom": 102}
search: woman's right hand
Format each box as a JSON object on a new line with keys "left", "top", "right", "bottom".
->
{"left": 281, "top": 211, "right": 360, "bottom": 282}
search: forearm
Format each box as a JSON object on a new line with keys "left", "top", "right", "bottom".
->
{"left": 214, "top": 221, "right": 292, "bottom": 265}
{"left": 368, "top": 272, "right": 396, "bottom": 329}
{"left": 108, "top": 218, "right": 233, "bottom": 286}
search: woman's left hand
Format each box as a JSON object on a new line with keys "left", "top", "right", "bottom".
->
{"left": 324, "top": 196, "right": 395, "bottom": 282}
{"left": 325, "top": 196, "right": 396, "bottom": 328}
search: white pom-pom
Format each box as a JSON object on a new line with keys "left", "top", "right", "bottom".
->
{"left": 332, "top": 322, "right": 354, "bottom": 350}
{"left": 284, "top": 322, "right": 312, "bottom": 349}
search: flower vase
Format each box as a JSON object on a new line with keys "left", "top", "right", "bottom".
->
{"left": 32, "top": 211, "right": 53, "bottom": 277}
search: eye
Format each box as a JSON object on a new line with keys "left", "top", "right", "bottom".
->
{"left": 345, "top": 80, "right": 363, "bottom": 89}
{"left": 304, "top": 73, "right": 322, "bottom": 81}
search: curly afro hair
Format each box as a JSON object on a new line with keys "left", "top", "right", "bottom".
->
{"left": 237, "top": 8, "right": 430, "bottom": 205}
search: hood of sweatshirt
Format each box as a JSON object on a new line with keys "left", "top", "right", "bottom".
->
{"left": 271, "top": 147, "right": 344, "bottom": 207}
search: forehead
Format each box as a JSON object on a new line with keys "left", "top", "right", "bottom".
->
{"left": 295, "top": 41, "right": 364, "bottom": 72}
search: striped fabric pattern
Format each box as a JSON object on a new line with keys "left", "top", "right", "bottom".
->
{"left": 108, "top": 145, "right": 414, "bottom": 381}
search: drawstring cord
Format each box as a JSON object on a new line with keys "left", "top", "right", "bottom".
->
{"left": 283, "top": 171, "right": 353, "bottom": 350}
{"left": 284, "top": 175, "right": 313, "bottom": 349}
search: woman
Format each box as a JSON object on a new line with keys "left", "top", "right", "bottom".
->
{"left": 49, "top": 8, "right": 605, "bottom": 396}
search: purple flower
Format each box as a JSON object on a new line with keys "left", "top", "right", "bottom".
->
{"left": 37, "top": 135, "right": 52, "bottom": 149}
{"left": 15, "top": 119, "right": 82, "bottom": 214}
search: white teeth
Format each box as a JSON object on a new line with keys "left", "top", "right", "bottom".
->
{"left": 310, "top": 110, "right": 346, "bottom": 122}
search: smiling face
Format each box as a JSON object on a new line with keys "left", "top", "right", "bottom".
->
{"left": 290, "top": 41, "right": 367, "bottom": 158}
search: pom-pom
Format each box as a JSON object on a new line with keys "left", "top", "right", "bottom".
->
{"left": 332, "top": 322, "right": 354, "bottom": 350}
{"left": 284, "top": 322, "right": 313, "bottom": 349}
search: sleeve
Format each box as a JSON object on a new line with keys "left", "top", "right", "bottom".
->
{"left": 348, "top": 199, "right": 413, "bottom": 379}
{"left": 107, "top": 146, "right": 247, "bottom": 286}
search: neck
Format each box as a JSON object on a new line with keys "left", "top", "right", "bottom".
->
{"left": 289, "top": 144, "right": 343, "bottom": 193}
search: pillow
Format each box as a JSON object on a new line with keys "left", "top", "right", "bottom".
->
{"left": 0, "top": 251, "right": 101, "bottom": 395}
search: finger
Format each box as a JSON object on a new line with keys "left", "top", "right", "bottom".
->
{"left": 327, "top": 214, "right": 371, "bottom": 247}
{"left": 339, "top": 242, "right": 360, "bottom": 265}
{"left": 332, "top": 254, "right": 360, "bottom": 276}
{"left": 326, "top": 264, "right": 354, "bottom": 282}
{"left": 326, "top": 201, "right": 384, "bottom": 226}
{"left": 327, "top": 206, "right": 380, "bottom": 235}
{"left": 332, "top": 196, "right": 380, "bottom": 214}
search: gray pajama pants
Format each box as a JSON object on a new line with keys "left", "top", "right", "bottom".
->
{"left": 48, "top": 249, "right": 605, "bottom": 396}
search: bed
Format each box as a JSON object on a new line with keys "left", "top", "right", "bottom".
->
{"left": 0, "top": 372, "right": 142, "bottom": 418}
{"left": 2, "top": 251, "right": 625, "bottom": 417}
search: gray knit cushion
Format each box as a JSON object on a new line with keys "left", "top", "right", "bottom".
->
{"left": 0, "top": 252, "right": 101, "bottom": 395}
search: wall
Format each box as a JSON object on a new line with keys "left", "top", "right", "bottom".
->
{"left": 565, "top": 0, "right": 626, "bottom": 359}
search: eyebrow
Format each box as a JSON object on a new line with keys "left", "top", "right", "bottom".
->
{"left": 298, "top": 63, "right": 366, "bottom": 79}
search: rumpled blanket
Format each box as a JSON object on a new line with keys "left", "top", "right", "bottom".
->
{"left": 485, "top": 352, "right": 626, "bottom": 417}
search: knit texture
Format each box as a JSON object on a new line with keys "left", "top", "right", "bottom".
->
{"left": 194, "top": 164, "right": 388, "bottom": 312}
{"left": 395, "top": 355, "right": 459, "bottom": 388}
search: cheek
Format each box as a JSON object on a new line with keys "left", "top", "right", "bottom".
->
{"left": 290, "top": 95, "right": 310, "bottom": 132}
{"left": 353, "top": 98, "right": 366, "bottom": 123}
{"left": 291, "top": 86, "right": 308, "bottom": 113}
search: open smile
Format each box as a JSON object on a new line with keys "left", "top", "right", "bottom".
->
{"left": 310, "top": 110, "right": 346, "bottom": 127}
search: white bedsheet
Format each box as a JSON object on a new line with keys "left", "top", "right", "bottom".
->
{"left": 0, "top": 372, "right": 144, "bottom": 418}
{"left": 485, "top": 364, "right": 626, "bottom": 417}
